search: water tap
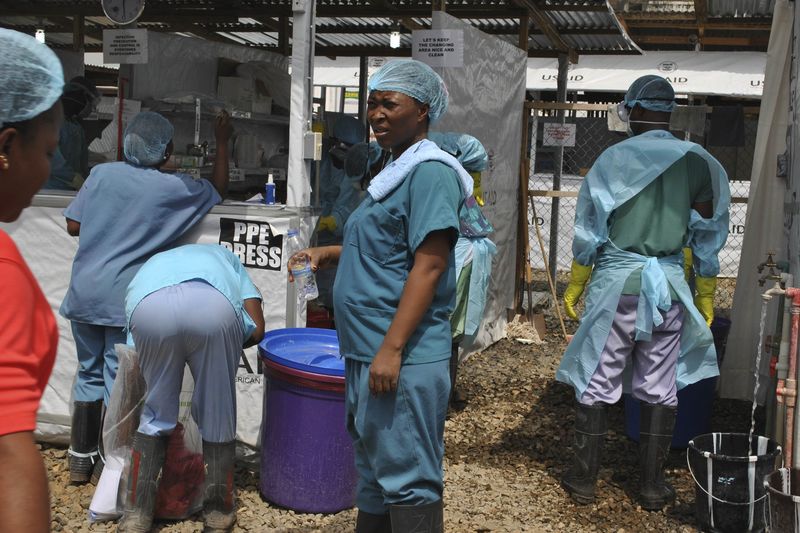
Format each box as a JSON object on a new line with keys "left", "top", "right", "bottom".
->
{"left": 758, "top": 252, "right": 784, "bottom": 286}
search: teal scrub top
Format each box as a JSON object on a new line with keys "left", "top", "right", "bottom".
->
{"left": 333, "top": 160, "right": 462, "bottom": 365}
{"left": 60, "top": 162, "right": 221, "bottom": 326}
{"left": 126, "top": 244, "right": 261, "bottom": 343}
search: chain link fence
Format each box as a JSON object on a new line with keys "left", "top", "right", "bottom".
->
{"left": 525, "top": 103, "right": 758, "bottom": 319}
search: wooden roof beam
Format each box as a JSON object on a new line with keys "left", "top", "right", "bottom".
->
{"left": 510, "top": 0, "right": 578, "bottom": 63}
{"left": 635, "top": 34, "right": 769, "bottom": 46}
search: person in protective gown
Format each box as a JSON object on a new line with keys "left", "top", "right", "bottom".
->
{"left": 61, "top": 111, "right": 233, "bottom": 486}
{"left": 45, "top": 76, "right": 99, "bottom": 190}
{"left": 290, "top": 60, "right": 472, "bottom": 533}
{"left": 557, "top": 75, "right": 730, "bottom": 510}
{"left": 118, "top": 243, "right": 265, "bottom": 533}
{"left": 427, "top": 132, "right": 496, "bottom": 407}
{"left": 315, "top": 115, "right": 366, "bottom": 309}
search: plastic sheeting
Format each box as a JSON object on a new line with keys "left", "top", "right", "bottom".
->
{"left": 428, "top": 12, "right": 527, "bottom": 355}
{"left": 718, "top": 0, "right": 794, "bottom": 401}
{"left": 1, "top": 198, "right": 305, "bottom": 447}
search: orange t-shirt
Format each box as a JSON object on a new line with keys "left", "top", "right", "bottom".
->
{"left": 0, "top": 230, "right": 58, "bottom": 436}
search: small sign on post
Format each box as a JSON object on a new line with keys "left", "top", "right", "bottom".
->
{"left": 412, "top": 30, "right": 464, "bottom": 68}
{"left": 542, "top": 123, "right": 577, "bottom": 147}
{"left": 103, "top": 29, "right": 148, "bottom": 64}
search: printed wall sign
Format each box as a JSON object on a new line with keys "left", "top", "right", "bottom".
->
{"left": 218, "top": 218, "right": 283, "bottom": 270}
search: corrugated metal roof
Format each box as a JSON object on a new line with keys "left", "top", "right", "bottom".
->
{"left": 0, "top": 0, "right": 770, "bottom": 55}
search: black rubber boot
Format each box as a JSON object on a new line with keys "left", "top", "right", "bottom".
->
{"left": 90, "top": 403, "right": 107, "bottom": 485}
{"left": 118, "top": 432, "right": 168, "bottom": 533}
{"left": 202, "top": 440, "right": 237, "bottom": 533}
{"left": 560, "top": 403, "right": 607, "bottom": 504}
{"left": 355, "top": 510, "right": 392, "bottom": 533}
{"left": 389, "top": 500, "right": 443, "bottom": 533}
{"left": 639, "top": 403, "right": 677, "bottom": 511}
{"left": 68, "top": 400, "right": 103, "bottom": 484}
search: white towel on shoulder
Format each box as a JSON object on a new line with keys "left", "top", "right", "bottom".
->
{"left": 367, "top": 139, "right": 473, "bottom": 201}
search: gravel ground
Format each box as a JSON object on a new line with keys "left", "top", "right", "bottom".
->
{"left": 41, "top": 310, "right": 755, "bottom": 532}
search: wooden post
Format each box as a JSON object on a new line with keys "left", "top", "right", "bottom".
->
{"left": 518, "top": 14, "right": 529, "bottom": 51}
{"left": 516, "top": 101, "right": 531, "bottom": 312}
{"left": 72, "top": 14, "right": 85, "bottom": 53}
{"left": 279, "top": 16, "right": 289, "bottom": 56}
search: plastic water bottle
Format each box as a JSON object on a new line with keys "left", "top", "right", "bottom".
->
{"left": 286, "top": 229, "right": 318, "bottom": 302}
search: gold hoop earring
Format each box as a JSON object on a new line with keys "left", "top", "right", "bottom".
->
{"left": 0, "top": 155, "right": 9, "bottom": 171}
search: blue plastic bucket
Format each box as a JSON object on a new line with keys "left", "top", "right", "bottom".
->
{"left": 258, "top": 328, "right": 356, "bottom": 513}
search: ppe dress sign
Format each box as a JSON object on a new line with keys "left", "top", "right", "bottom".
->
{"left": 542, "top": 123, "right": 576, "bottom": 147}
{"left": 103, "top": 29, "right": 148, "bottom": 64}
{"left": 218, "top": 218, "right": 283, "bottom": 270}
{"left": 412, "top": 30, "right": 464, "bottom": 67}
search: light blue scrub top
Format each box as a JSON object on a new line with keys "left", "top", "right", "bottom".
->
{"left": 556, "top": 130, "right": 731, "bottom": 399}
{"left": 333, "top": 161, "right": 463, "bottom": 365}
{"left": 60, "top": 162, "right": 221, "bottom": 327}
{"left": 126, "top": 244, "right": 261, "bottom": 344}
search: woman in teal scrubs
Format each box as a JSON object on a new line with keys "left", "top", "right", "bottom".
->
{"left": 291, "top": 60, "right": 473, "bottom": 533}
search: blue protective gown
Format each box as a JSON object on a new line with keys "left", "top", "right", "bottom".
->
{"left": 556, "top": 130, "right": 731, "bottom": 399}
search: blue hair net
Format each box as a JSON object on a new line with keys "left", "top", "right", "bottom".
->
{"left": 0, "top": 29, "right": 64, "bottom": 128}
{"left": 123, "top": 112, "right": 174, "bottom": 166}
{"left": 428, "top": 132, "right": 488, "bottom": 172}
{"left": 332, "top": 115, "right": 365, "bottom": 145}
{"left": 344, "top": 141, "right": 383, "bottom": 178}
{"left": 368, "top": 60, "right": 449, "bottom": 123}
{"left": 624, "top": 75, "right": 675, "bottom": 113}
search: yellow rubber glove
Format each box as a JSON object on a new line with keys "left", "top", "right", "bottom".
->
{"left": 469, "top": 171, "right": 484, "bottom": 206}
{"left": 318, "top": 215, "right": 336, "bottom": 233}
{"left": 694, "top": 276, "right": 717, "bottom": 326}
{"left": 682, "top": 247, "right": 693, "bottom": 281}
{"left": 564, "top": 259, "right": 593, "bottom": 320}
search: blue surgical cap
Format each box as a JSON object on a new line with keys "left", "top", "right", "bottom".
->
{"left": 123, "top": 112, "right": 174, "bottom": 167}
{"left": 0, "top": 29, "right": 64, "bottom": 128}
{"left": 368, "top": 60, "right": 449, "bottom": 123}
{"left": 624, "top": 75, "right": 676, "bottom": 113}
{"left": 429, "top": 132, "right": 488, "bottom": 173}
{"left": 344, "top": 141, "right": 383, "bottom": 179}
{"left": 332, "top": 115, "right": 365, "bottom": 145}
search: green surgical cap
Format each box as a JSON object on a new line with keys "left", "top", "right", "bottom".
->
{"left": 0, "top": 29, "right": 64, "bottom": 127}
{"left": 368, "top": 60, "right": 449, "bottom": 123}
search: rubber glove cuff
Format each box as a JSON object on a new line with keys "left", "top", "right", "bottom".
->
{"left": 694, "top": 276, "right": 717, "bottom": 326}
{"left": 564, "top": 259, "right": 593, "bottom": 320}
{"left": 682, "top": 247, "right": 693, "bottom": 282}
{"left": 469, "top": 171, "right": 484, "bottom": 206}
{"left": 318, "top": 215, "right": 337, "bottom": 233}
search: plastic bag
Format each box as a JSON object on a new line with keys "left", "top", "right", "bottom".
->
{"left": 89, "top": 344, "right": 204, "bottom": 522}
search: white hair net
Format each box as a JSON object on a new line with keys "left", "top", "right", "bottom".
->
{"left": 0, "top": 29, "right": 64, "bottom": 128}
{"left": 123, "top": 112, "right": 174, "bottom": 167}
{"left": 368, "top": 60, "right": 448, "bottom": 123}
{"left": 624, "top": 75, "right": 676, "bottom": 113}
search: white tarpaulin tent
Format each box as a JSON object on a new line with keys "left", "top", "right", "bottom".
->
{"left": 310, "top": 52, "right": 766, "bottom": 98}
{"left": 718, "top": 0, "right": 794, "bottom": 402}
{"left": 424, "top": 12, "right": 528, "bottom": 353}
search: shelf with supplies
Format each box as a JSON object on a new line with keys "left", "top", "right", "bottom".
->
{"left": 145, "top": 99, "right": 290, "bottom": 127}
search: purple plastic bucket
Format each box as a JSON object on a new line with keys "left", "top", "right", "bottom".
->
{"left": 258, "top": 328, "right": 356, "bottom": 513}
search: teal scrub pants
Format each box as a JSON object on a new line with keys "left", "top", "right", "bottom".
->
{"left": 71, "top": 321, "right": 126, "bottom": 405}
{"left": 345, "top": 358, "right": 450, "bottom": 514}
